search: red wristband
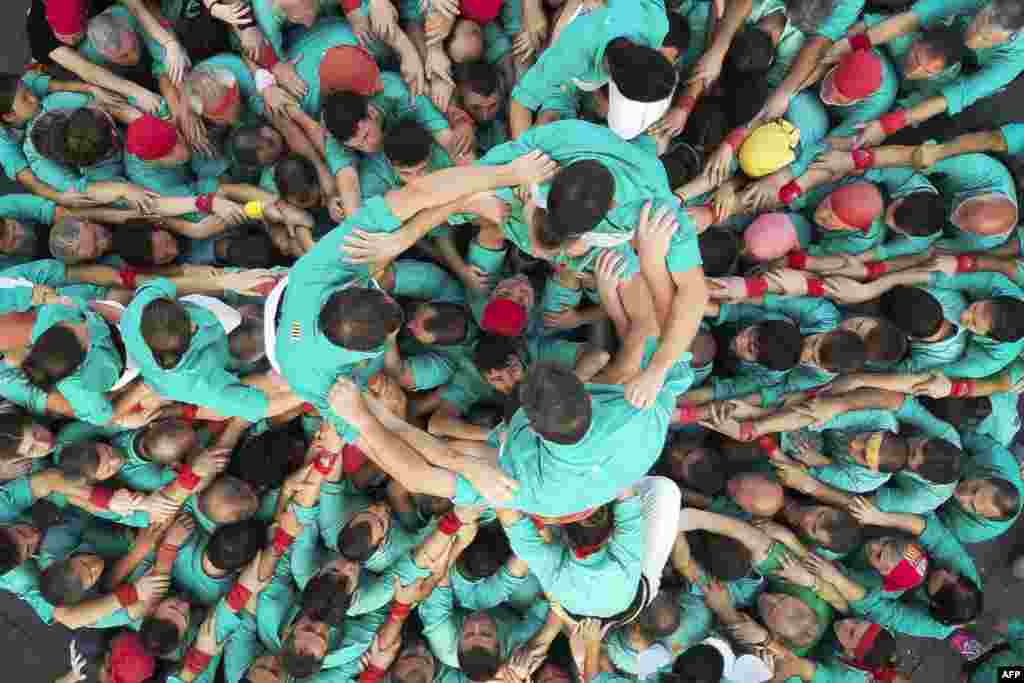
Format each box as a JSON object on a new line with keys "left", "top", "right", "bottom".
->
{"left": 360, "top": 664, "right": 388, "bottom": 683}
{"left": 195, "top": 193, "right": 216, "bottom": 214}
{"left": 779, "top": 180, "right": 803, "bottom": 204}
{"left": 806, "top": 277, "right": 826, "bottom": 297}
{"left": 119, "top": 267, "right": 139, "bottom": 290}
{"left": 226, "top": 582, "right": 252, "bottom": 612}
{"left": 342, "top": 443, "right": 368, "bottom": 474}
{"left": 674, "top": 402, "right": 700, "bottom": 424}
{"left": 272, "top": 527, "right": 295, "bottom": 554}
{"left": 257, "top": 41, "right": 280, "bottom": 69}
{"left": 950, "top": 380, "right": 974, "bottom": 398}
{"left": 438, "top": 510, "right": 463, "bottom": 535}
{"left": 389, "top": 601, "right": 413, "bottom": 620}
{"left": 849, "top": 33, "right": 872, "bottom": 51}
{"left": 852, "top": 148, "right": 875, "bottom": 170}
{"left": 724, "top": 127, "right": 748, "bottom": 150}
{"left": 175, "top": 463, "right": 201, "bottom": 491}
{"left": 880, "top": 110, "right": 907, "bottom": 136}
{"left": 312, "top": 450, "right": 338, "bottom": 475}
{"left": 745, "top": 276, "right": 769, "bottom": 298}
{"left": 115, "top": 583, "right": 139, "bottom": 608}
{"left": 180, "top": 404, "right": 198, "bottom": 423}
{"left": 757, "top": 435, "right": 781, "bottom": 457}
{"left": 156, "top": 544, "right": 178, "bottom": 567}
{"left": 739, "top": 421, "right": 755, "bottom": 442}
{"left": 300, "top": 402, "right": 316, "bottom": 415}
{"left": 865, "top": 261, "right": 888, "bottom": 280}
{"left": 183, "top": 648, "right": 213, "bottom": 675}
{"left": 89, "top": 486, "right": 114, "bottom": 510}
{"left": 677, "top": 95, "right": 697, "bottom": 114}
{"left": 956, "top": 255, "right": 978, "bottom": 273}
{"left": 787, "top": 250, "right": 809, "bottom": 270}
{"left": 341, "top": 0, "right": 361, "bottom": 11}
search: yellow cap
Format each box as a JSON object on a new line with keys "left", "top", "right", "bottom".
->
{"left": 738, "top": 120, "right": 800, "bottom": 178}
{"left": 864, "top": 432, "right": 884, "bottom": 470}
{"left": 243, "top": 200, "right": 265, "bottom": 219}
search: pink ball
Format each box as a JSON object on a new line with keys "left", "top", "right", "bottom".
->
{"left": 744, "top": 213, "right": 799, "bottom": 262}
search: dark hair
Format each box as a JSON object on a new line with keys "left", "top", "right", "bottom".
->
{"left": 40, "top": 557, "right": 90, "bottom": 606}
{"left": 452, "top": 60, "right": 500, "bottom": 97}
{"left": 818, "top": 330, "right": 867, "bottom": 373}
{"left": 208, "top": 520, "right": 265, "bottom": 571}
{"left": 383, "top": 118, "right": 434, "bottom": 168}
{"left": 0, "top": 414, "right": 32, "bottom": 462}
{"left": 880, "top": 286, "right": 943, "bottom": 338}
{"left": 61, "top": 108, "right": 115, "bottom": 167}
{"left": 929, "top": 577, "right": 983, "bottom": 625}
{"left": 820, "top": 508, "right": 862, "bottom": 553}
{"left": 605, "top": 38, "right": 677, "bottom": 103}
{"left": 918, "top": 396, "right": 991, "bottom": 432}
{"left": 669, "top": 643, "right": 725, "bottom": 683}
{"left": 275, "top": 154, "right": 320, "bottom": 200}
{"left": 916, "top": 24, "right": 966, "bottom": 67}
{"left": 301, "top": 572, "right": 353, "bottom": 627}
{"left": 141, "top": 298, "right": 193, "bottom": 369}
{"left": 339, "top": 520, "right": 378, "bottom": 562}
{"left": 754, "top": 320, "right": 802, "bottom": 371}
{"left": 699, "top": 228, "right": 740, "bottom": 277}
{"left": 988, "top": 477, "right": 1021, "bottom": 520}
{"left": 664, "top": 11, "right": 691, "bottom": 54}
{"left": 22, "top": 325, "right": 84, "bottom": 391}
{"left": 410, "top": 302, "right": 469, "bottom": 346}
{"left": 457, "top": 522, "right": 511, "bottom": 580}
{"left": 662, "top": 143, "right": 703, "bottom": 189}
{"left": 30, "top": 110, "right": 70, "bottom": 163}
{"left": 661, "top": 439, "right": 725, "bottom": 495}
{"left": 687, "top": 530, "right": 752, "bottom": 581}
{"left": 724, "top": 26, "right": 775, "bottom": 78}
{"left": 473, "top": 334, "right": 524, "bottom": 375}
{"left": 683, "top": 97, "right": 729, "bottom": 151}
{"left": 142, "top": 418, "right": 195, "bottom": 466}
{"left": 783, "top": 0, "right": 837, "bottom": 34}
{"left": 891, "top": 192, "right": 945, "bottom": 237}
{"left": 725, "top": 77, "right": 773, "bottom": 130}
{"left": 459, "top": 647, "right": 501, "bottom": 682}
{"left": 518, "top": 362, "right": 591, "bottom": 445}
{"left": 542, "top": 161, "right": 615, "bottom": 248}
{"left": 863, "top": 318, "right": 908, "bottom": 364}
{"left": 282, "top": 634, "right": 323, "bottom": 679}
{"left": 320, "top": 287, "right": 403, "bottom": 351}
{"left": 111, "top": 223, "right": 156, "bottom": 267}
{"left": 859, "top": 627, "right": 899, "bottom": 668}
{"left": 323, "top": 91, "right": 369, "bottom": 143}
{"left": 229, "top": 125, "right": 271, "bottom": 167}
{"left": 989, "top": 297, "right": 1024, "bottom": 342}
{"left": 57, "top": 440, "right": 102, "bottom": 482}
{"left": 563, "top": 504, "right": 613, "bottom": 551}
{"left": 989, "top": 0, "right": 1024, "bottom": 31}
{"left": 224, "top": 230, "right": 274, "bottom": 269}
{"left": 230, "top": 428, "right": 300, "bottom": 494}
{"left": 0, "top": 73, "right": 21, "bottom": 116}
{"left": 465, "top": 404, "right": 503, "bottom": 430}
{"left": 140, "top": 617, "right": 182, "bottom": 656}
{"left": 636, "top": 587, "right": 682, "bottom": 640}
{"left": 0, "top": 531, "right": 19, "bottom": 574}
{"left": 877, "top": 434, "right": 909, "bottom": 473}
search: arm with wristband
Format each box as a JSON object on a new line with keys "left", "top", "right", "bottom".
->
{"left": 52, "top": 572, "right": 169, "bottom": 630}
{"left": 911, "top": 129, "right": 1009, "bottom": 169}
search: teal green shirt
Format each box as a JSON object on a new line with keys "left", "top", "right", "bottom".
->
{"left": 892, "top": 287, "right": 969, "bottom": 372}
{"left": 927, "top": 153, "right": 1018, "bottom": 252}
{"left": 939, "top": 432, "right": 1023, "bottom": 543}
{"left": 809, "top": 410, "right": 899, "bottom": 493}
{"left": 0, "top": 72, "right": 52, "bottom": 182}
{"left": 604, "top": 591, "right": 711, "bottom": 674}
{"left": 449, "top": 564, "right": 541, "bottom": 611}
{"left": 171, "top": 529, "right": 235, "bottom": 606}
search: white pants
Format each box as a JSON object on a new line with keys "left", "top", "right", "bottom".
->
{"left": 635, "top": 476, "right": 681, "bottom": 598}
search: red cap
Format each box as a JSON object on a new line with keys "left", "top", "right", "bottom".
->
{"left": 825, "top": 181, "right": 883, "bottom": 230}
{"left": 125, "top": 115, "right": 178, "bottom": 161}
{"left": 481, "top": 298, "right": 527, "bottom": 337}
{"left": 46, "top": 0, "right": 87, "bottom": 36}
{"left": 882, "top": 545, "right": 928, "bottom": 592}
{"left": 460, "top": 0, "right": 502, "bottom": 22}
{"left": 109, "top": 632, "right": 156, "bottom": 683}
{"left": 825, "top": 49, "right": 882, "bottom": 102}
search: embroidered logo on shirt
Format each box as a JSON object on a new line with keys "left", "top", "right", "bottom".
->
{"left": 290, "top": 321, "right": 302, "bottom": 341}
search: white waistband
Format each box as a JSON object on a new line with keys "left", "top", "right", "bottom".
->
{"left": 262, "top": 276, "right": 290, "bottom": 375}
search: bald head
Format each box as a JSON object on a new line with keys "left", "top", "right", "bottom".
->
{"left": 952, "top": 195, "right": 1018, "bottom": 236}
{"left": 727, "top": 473, "right": 784, "bottom": 517}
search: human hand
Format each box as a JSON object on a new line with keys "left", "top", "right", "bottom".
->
{"left": 820, "top": 276, "right": 876, "bottom": 305}
{"left": 328, "top": 377, "right": 371, "bottom": 426}
{"left": 238, "top": 26, "right": 265, "bottom": 62}
{"left": 141, "top": 491, "right": 180, "bottom": 525}
{"left": 0, "top": 457, "right": 32, "bottom": 482}
{"left": 190, "top": 446, "right": 232, "bottom": 479}
{"left": 31, "top": 285, "right": 73, "bottom": 307}
{"left": 689, "top": 47, "right": 725, "bottom": 88}
{"left": 755, "top": 89, "right": 790, "bottom": 124}
{"left": 648, "top": 105, "right": 690, "bottom": 140}
{"left": 461, "top": 191, "right": 510, "bottom": 225}
{"left": 164, "top": 513, "right": 196, "bottom": 548}
{"left": 506, "top": 150, "right": 558, "bottom": 187}
{"left": 459, "top": 455, "right": 518, "bottom": 505}
{"left": 108, "top": 489, "right": 145, "bottom": 516}
{"left": 210, "top": 197, "right": 247, "bottom": 224}
{"left": 910, "top": 372, "right": 952, "bottom": 398}
{"left": 218, "top": 269, "right": 284, "bottom": 296}
{"left": 346, "top": 8, "right": 374, "bottom": 46}
{"left": 728, "top": 616, "right": 769, "bottom": 647}
{"left": 368, "top": 0, "right": 400, "bottom": 40}
{"left": 912, "top": 142, "right": 943, "bottom": 170}
{"left": 636, "top": 201, "right": 679, "bottom": 263}
{"left": 425, "top": 11, "right": 456, "bottom": 46}
{"left": 400, "top": 49, "right": 427, "bottom": 98}
{"left": 702, "top": 578, "right": 733, "bottom": 614}
{"left": 135, "top": 572, "right": 171, "bottom": 603}
{"left": 343, "top": 227, "right": 410, "bottom": 264}
{"left": 810, "top": 148, "right": 857, "bottom": 180}
{"left": 847, "top": 496, "right": 888, "bottom": 527}
{"left": 368, "top": 372, "right": 408, "bottom": 420}
{"left": 776, "top": 548, "right": 816, "bottom": 588}
{"left": 788, "top": 431, "right": 831, "bottom": 467}
{"left": 773, "top": 460, "right": 817, "bottom": 495}
{"left": 625, "top": 366, "right": 668, "bottom": 409}
{"left": 210, "top": 0, "right": 252, "bottom": 25}
{"left": 594, "top": 250, "right": 627, "bottom": 303}
{"left": 163, "top": 40, "right": 191, "bottom": 84}
{"left": 543, "top": 307, "right": 583, "bottom": 330}
{"left": 61, "top": 640, "right": 87, "bottom": 683}
{"left": 801, "top": 551, "right": 844, "bottom": 585}
{"left": 273, "top": 57, "right": 309, "bottom": 99}
{"left": 394, "top": 572, "right": 440, "bottom": 606}
{"left": 740, "top": 175, "right": 786, "bottom": 213}
{"left": 705, "top": 276, "right": 749, "bottom": 300}
{"left": 459, "top": 265, "right": 493, "bottom": 293}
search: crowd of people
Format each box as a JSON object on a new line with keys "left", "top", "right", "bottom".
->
{"left": 2, "top": 0, "right": 1024, "bottom": 681}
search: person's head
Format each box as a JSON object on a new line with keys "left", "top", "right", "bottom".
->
{"left": 903, "top": 24, "right": 966, "bottom": 80}
{"left": 207, "top": 519, "right": 265, "bottom": 571}
{"left": 840, "top": 316, "right": 908, "bottom": 365}
{"left": 445, "top": 18, "right": 485, "bottom": 63}
{"left": 383, "top": 119, "right": 436, "bottom": 184}
{"left": 723, "top": 26, "right": 775, "bottom": 80}
{"left": 47, "top": 0, "right": 88, "bottom": 45}
{"left": 459, "top": 611, "right": 502, "bottom": 681}
{"left": 687, "top": 530, "right": 753, "bottom": 581}
{"left": 87, "top": 12, "right": 141, "bottom": 66}
{"left": 926, "top": 570, "right": 983, "bottom": 624}
{"left": 323, "top": 91, "right": 382, "bottom": 154}
{"left": 48, "top": 215, "right": 113, "bottom": 264}
{"left": 966, "top": 0, "right": 1024, "bottom": 50}
{"left": 918, "top": 395, "right": 992, "bottom": 432}
{"left": 101, "top": 632, "right": 155, "bottom": 683}
{"left": 393, "top": 637, "right": 438, "bottom": 683}
{"left": 814, "top": 182, "right": 884, "bottom": 232}
{"left": 726, "top": 77, "right": 774, "bottom": 130}
{"left": 474, "top": 334, "right": 526, "bottom": 395}
{"left": 302, "top": 557, "right": 358, "bottom": 626}
{"left": 140, "top": 298, "right": 193, "bottom": 369}
{"left": 453, "top": 60, "right": 502, "bottom": 122}
{"left": 682, "top": 97, "right": 729, "bottom": 152}
{"left": 952, "top": 194, "right": 1019, "bottom": 236}
{"left": 731, "top": 319, "right": 802, "bottom": 370}
{"left": 57, "top": 440, "right": 125, "bottom": 482}
{"left": 21, "top": 324, "right": 85, "bottom": 392}
{"left": 282, "top": 613, "right": 330, "bottom": 678}
{"left": 109, "top": 221, "right": 181, "bottom": 266}
{"left": 338, "top": 500, "right": 392, "bottom": 562}
{"left": 0, "top": 414, "right": 53, "bottom": 463}
{"left": 480, "top": 293, "right": 530, "bottom": 338}
{"left": 320, "top": 286, "right": 404, "bottom": 351}
{"left": 820, "top": 49, "right": 883, "bottom": 106}
{"left": 659, "top": 436, "right": 726, "bottom": 495}
{"left": 40, "top": 552, "right": 105, "bottom": 606}
{"left": 800, "top": 330, "right": 867, "bottom": 373}
{"left": 690, "top": 329, "right": 718, "bottom": 369}
{"left": 960, "top": 296, "right": 1024, "bottom": 341}
{"left": 0, "top": 523, "right": 42, "bottom": 573}
{"left": 242, "top": 655, "right": 286, "bottom": 683}
{"left": 955, "top": 476, "right": 1021, "bottom": 521}
{"left": 783, "top": 0, "right": 838, "bottom": 34}
{"left": 699, "top": 228, "right": 741, "bottom": 276}
{"left": 275, "top": 0, "right": 319, "bottom": 26}
{"left": 229, "top": 427, "right": 303, "bottom": 495}
{"left": 757, "top": 591, "right": 821, "bottom": 649}
{"left": 906, "top": 438, "right": 963, "bottom": 484}
{"left": 863, "top": 536, "right": 928, "bottom": 591}
{"left": 634, "top": 587, "right": 683, "bottom": 645}
{"left": 274, "top": 154, "right": 322, "bottom": 209}
{"left": 661, "top": 142, "right": 703, "bottom": 189}
{"left": 660, "top": 10, "right": 691, "bottom": 64}
{"left": 458, "top": 522, "right": 512, "bottom": 580}
{"left": 0, "top": 73, "right": 42, "bottom": 126}
{"left": 880, "top": 285, "right": 944, "bottom": 339}
{"left": 184, "top": 67, "right": 242, "bottom": 125}
{"left": 743, "top": 213, "right": 801, "bottom": 263}
{"left": 666, "top": 642, "right": 725, "bottom": 683}
{"left": 535, "top": 161, "right": 615, "bottom": 249}
{"left": 563, "top": 504, "right": 614, "bottom": 557}
{"left": 200, "top": 475, "right": 260, "bottom": 525}
{"left": 229, "top": 124, "right": 285, "bottom": 169}
{"left": 727, "top": 473, "right": 784, "bottom": 516}
{"left": 739, "top": 119, "right": 800, "bottom": 178}
{"left": 44, "top": 107, "right": 117, "bottom": 167}
{"left": 604, "top": 37, "right": 678, "bottom": 126}
{"left": 847, "top": 432, "right": 908, "bottom": 472}
{"left": 0, "top": 214, "right": 41, "bottom": 259}
{"left": 833, "top": 620, "right": 899, "bottom": 668}
{"left": 140, "top": 595, "right": 193, "bottom": 656}
{"left": 885, "top": 192, "right": 946, "bottom": 238}
{"left": 786, "top": 503, "right": 863, "bottom": 552}
{"left": 518, "top": 362, "right": 591, "bottom": 445}
{"left": 221, "top": 230, "right": 276, "bottom": 268}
